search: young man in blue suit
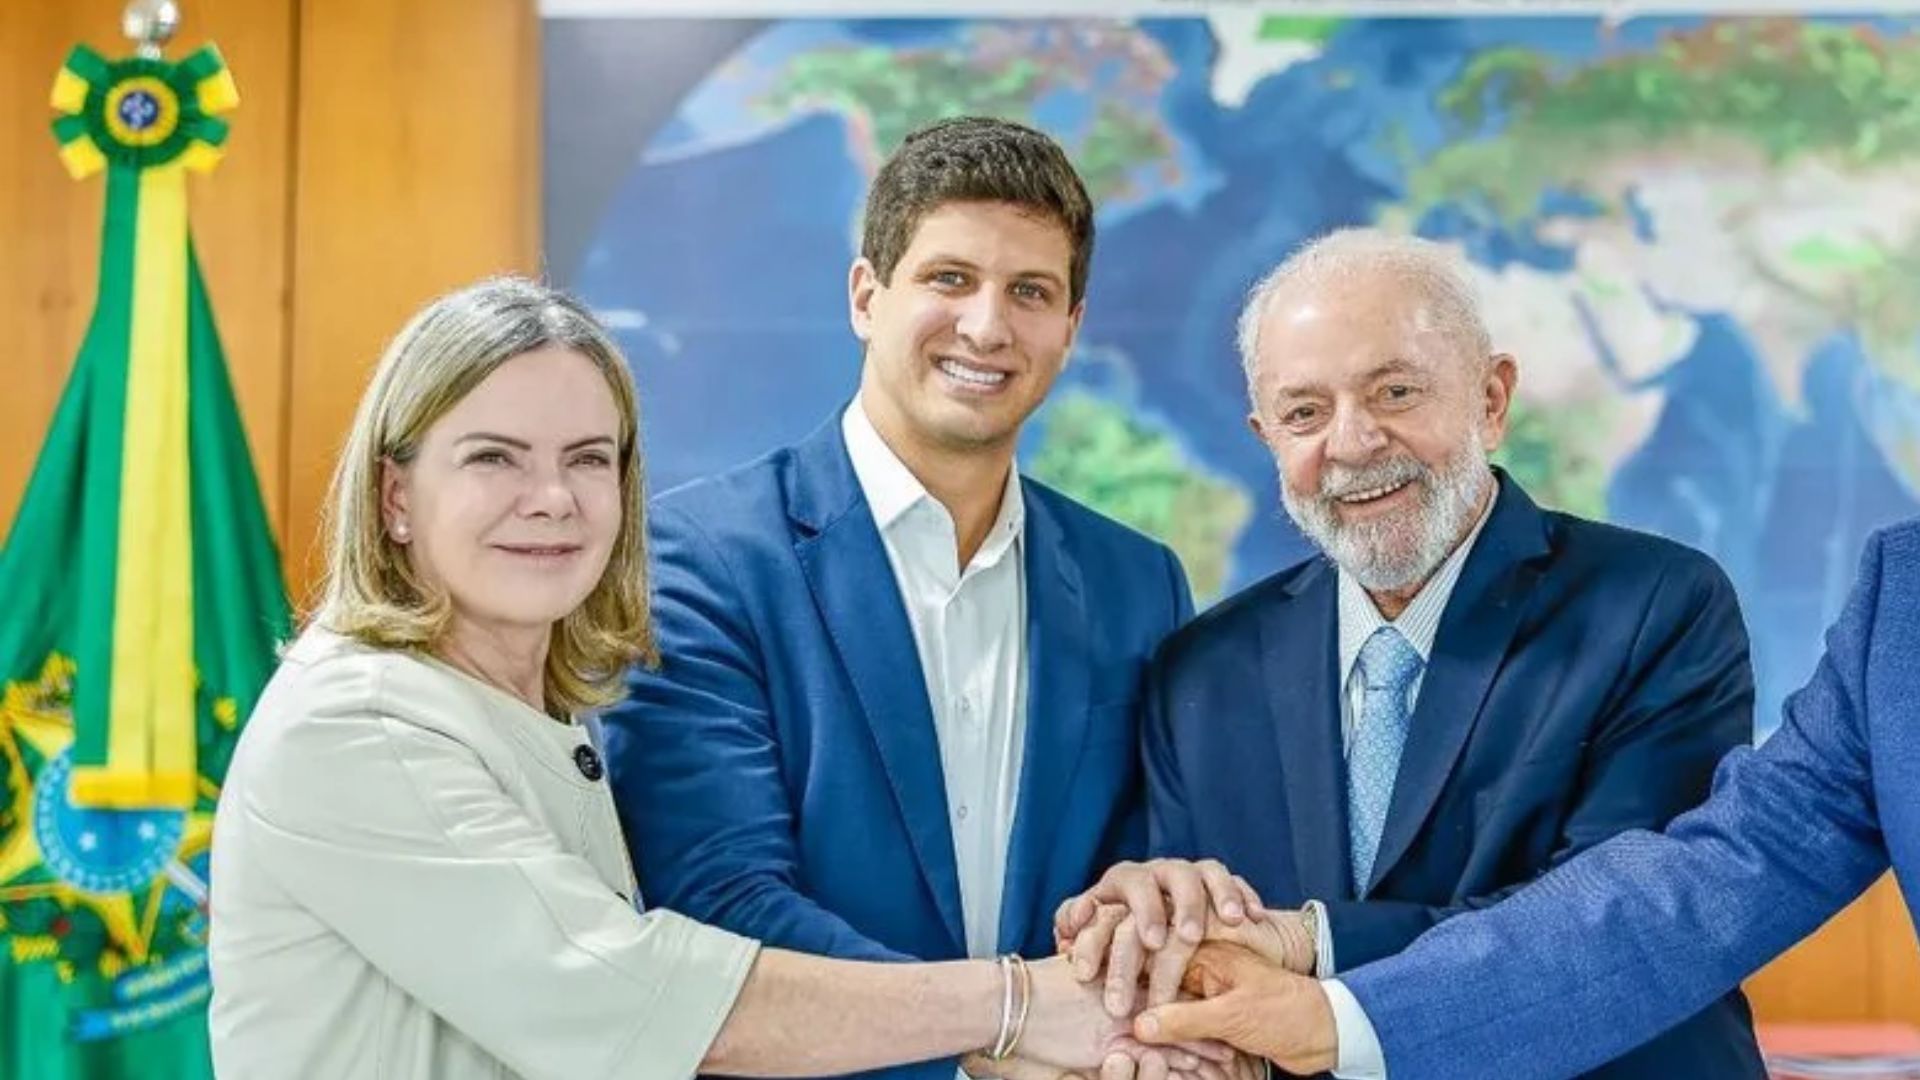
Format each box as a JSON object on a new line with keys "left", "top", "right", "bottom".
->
{"left": 600, "top": 118, "right": 1206, "bottom": 1079}
{"left": 1058, "top": 231, "right": 1763, "bottom": 1078}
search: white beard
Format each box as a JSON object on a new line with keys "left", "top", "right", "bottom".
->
{"left": 1281, "top": 438, "right": 1491, "bottom": 592}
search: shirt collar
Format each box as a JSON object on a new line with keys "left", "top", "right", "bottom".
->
{"left": 971, "top": 465, "right": 1026, "bottom": 571}
{"left": 1336, "top": 481, "right": 1499, "bottom": 685}
{"left": 841, "top": 400, "right": 1026, "bottom": 568}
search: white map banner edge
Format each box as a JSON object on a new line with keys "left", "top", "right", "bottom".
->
{"left": 543, "top": 0, "right": 1920, "bottom": 18}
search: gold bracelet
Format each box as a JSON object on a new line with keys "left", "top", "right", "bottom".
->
{"left": 1001, "top": 955, "right": 1033, "bottom": 1060}
{"left": 990, "top": 955, "right": 1017, "bottom": 1060}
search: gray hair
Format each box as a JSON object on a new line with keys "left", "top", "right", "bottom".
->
{"left": 1235, "top": 229, "right": 1493, "bottom": 389}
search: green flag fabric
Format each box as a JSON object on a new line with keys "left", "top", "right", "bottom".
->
{"left": 0, "top": 41, "right": 289, "bottom": 1077}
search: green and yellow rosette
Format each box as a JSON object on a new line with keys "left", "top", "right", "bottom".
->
{"left": 50, "top": 44, "right": 236, "bottom": 179}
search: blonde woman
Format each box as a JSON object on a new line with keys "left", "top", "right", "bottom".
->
{"left": 206, "top": 278, "right": 1156, "bottom": 1079}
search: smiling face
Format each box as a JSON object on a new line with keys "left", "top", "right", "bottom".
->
{"left": 1248, "top": 275, "right": 1515, "bottom": 593}
{"left": 849, "top": 199, "right": 1084, "bottom": 459}
{"left": 381, "top": 345, "right": 625, "bottom": 639}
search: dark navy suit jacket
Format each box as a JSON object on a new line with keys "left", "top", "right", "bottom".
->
{"left": 1346, "top": 519, "right": 1920, "bottom": 1080}
{"left": 603, "top": 413, "right": 1191, "bottom": 1080}
{"left": 1143, "top": 475, "right": 1763, "bottom": 1078}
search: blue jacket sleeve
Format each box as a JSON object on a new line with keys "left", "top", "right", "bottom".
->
{"left": 1143, "top": 545, "right": 1199, "bottom": 860}
{"left": 1324, "top": 555, "right": 1754, "bottom": 968}
{"left": 1340, "top": 530, "right": 1896, "bottom": 1080}
{"left": 601, "top": 501, "right": 911, "bottom": 962}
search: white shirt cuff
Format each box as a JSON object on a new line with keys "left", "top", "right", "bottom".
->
{"left": 1307, "top": 898, "right": 1335, "bottom": 977}
{"left": 1322, "top": 978, "right": 1388, "bottom": 1080}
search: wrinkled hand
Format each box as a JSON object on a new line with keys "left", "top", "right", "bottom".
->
{"left": 999, "top": 956, "right": 1240, "bottom": 1080}
{"left": 1056, "top": 860, "right": 1266, "bottom": 957}
{"left": 1055, "top": 860, "right": 1304, "bottom": 1020}
{"left": 1064, "top": 901, "right": 1316, "bottom": 1017}
{"left": 1015, "top": 955, "right": 1134, "bottom": 1069}
{"left": 1133, "top": 944, "right": 1337, "bottom": 1077}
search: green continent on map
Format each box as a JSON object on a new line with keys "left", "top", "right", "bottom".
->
{"left": 1411, "top": 22, "right": 1920, "bottom": 218}
{"left": 768, "top": 48, "right": 1047, "bottom": 156}
{"left": 1492, "top": 398, "right": 1613, "bottom": 521}
{"left": 1027, "top": 392, "right": 1252, "bottom": 604}
{"left": 1402, "top": 20, "right": 1920, "bottom": 392}
{"left": 765, "top": 33, "right": 1175, "bottom": 202}
{"left": 1258, "top": 15, "right": 1343, "bottom": 43}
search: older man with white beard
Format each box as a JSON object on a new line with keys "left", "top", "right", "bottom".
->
{"left": 1055, "top": 230, "right": 1767, "bottom": 1080}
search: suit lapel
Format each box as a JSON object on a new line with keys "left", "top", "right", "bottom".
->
{"left": 998, "top": 489, "right": 1092, "bottom": 954}
{"left": 1260, "top": 559, "right": 1353, "bottom": 902}
{"left": 1366, "top": 476, "right": 1551, "bottom": 894}
{"left": 788, "top": 416, "right": 967, "bottom": 954}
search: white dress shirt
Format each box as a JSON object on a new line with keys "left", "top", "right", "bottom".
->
{"left": 843, "top": 401, "right": 1029, "bottom": 961}
{"left": 1317, "top": 486, "right": 1498, "bottom": 1079}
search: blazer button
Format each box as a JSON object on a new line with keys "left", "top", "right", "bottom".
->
{"left": 573, "top": 744, "right": 604, "bottom": 781}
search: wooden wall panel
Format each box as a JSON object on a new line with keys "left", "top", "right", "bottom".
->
{"left": 1750, "top": 877, "right": 1886, "bottom": 1020}
{"left": 186, "top": 0, "right": 299, "bottom": 538}
{"left": 1873, "top": 879, "right": 1920, "bottom": 1026}
{"left": 2, "top": 3, "right": 119, "bottom": 538}
{"left": 283, "top": 0, "right": 541, "bottom": 607}
{"left": 1749, "top": 874, "right": 1920, "bottom": 1026}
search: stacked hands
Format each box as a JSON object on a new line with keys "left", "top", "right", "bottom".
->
{"left": 966, "top": 859, "right": 1340, "bottom": 1080}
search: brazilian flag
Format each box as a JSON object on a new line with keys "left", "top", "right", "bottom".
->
{"left": 0, "top": 39, "right": 289, "bottom": 1077}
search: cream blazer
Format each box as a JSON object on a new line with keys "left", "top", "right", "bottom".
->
{"left": 209, "top": 628, "right": 758, "bottom": 1079}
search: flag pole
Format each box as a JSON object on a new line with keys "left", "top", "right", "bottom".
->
{"left": 0, "top": 0, "right": 283, "bottom": 1066}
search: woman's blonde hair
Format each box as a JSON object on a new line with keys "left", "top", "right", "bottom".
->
{"left": 314, "top": 276, "right": 656, "bottom": 714}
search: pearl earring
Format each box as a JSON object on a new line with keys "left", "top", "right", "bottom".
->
{"left": 392, "top": 523, "right": 410, "bottom": 542}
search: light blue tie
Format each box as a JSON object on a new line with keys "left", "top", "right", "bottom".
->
{"left": 1347, "top": 626, "right": 1423, "bottom": 893}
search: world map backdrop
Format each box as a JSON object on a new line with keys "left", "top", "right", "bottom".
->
{"left": 544, "top": 12, "right": 1920, "bottom": 738}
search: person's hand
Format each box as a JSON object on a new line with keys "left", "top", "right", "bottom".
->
{"left": 1056, "top": 860, "right": 1266, "bottom": 958}
{"left": 963, "top": 1044, "right": 1249, "bottom": 1080}
{"left": 1064, "top": 901, "right": 1316, "bottom": 1015}
{"left": 1203, "top": 907, "right": 1314, "bottom": 977}
{"left": 1092, "top": 1044, "right": 1268, "bottom": 1080}
{"left": 971, "top": 1045, "right": 1232, "bottom": 1080}
{"left": 1013, "top": 956, "right": 1236, "bottom": 1080}
{"left": 1132, "top": 943, "right": 1337, "bottom": 1077}
{"left": 1016, "top": 955, "right": 1135, "bottom": 1069}
{"left": 1054, "top": 860, "right": 1266, "bottom": 1019}
{"left": 962, "top": 1051, "right": 1085, "bottom": 1079}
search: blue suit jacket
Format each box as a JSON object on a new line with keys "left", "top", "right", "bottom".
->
{"left": 1145, "top": 476, "right": 1763, "bottom": 1078}
{"left": 1343, "top": 519, "right": 1920, "bottom": 1080}
{"left": 602, "top": 413, "right": 1192, "bottom": 1078}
